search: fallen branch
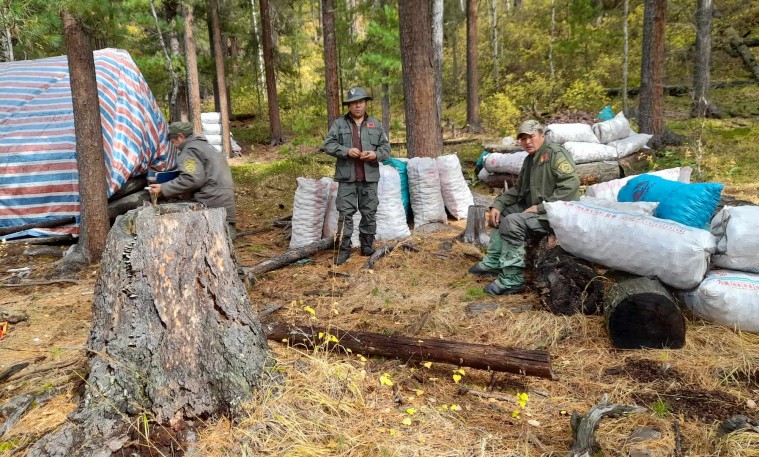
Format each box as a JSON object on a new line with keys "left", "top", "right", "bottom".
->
{"left": 1, "top": 235, "right": 74, "bottom": 246}
{"left": 236, "top": 226, "right": 274, "bottom": 238}
{"left": 7, "top": 358, "right": 84, "bottom": 383}
{"left": 604, "top": 80, "right": 757, "bottom": 97}
{"left": 0, "top": 362, "right": 30, "bottom": 383}
{"left": 568, "top": 395, "right": 646, "bottom": 457}
{"left": 0, "top": 217, "right": 76, "bottom": 237}
{"left": 265, "top": 322, "right": 556, "bottom": 379}
{"left": 362, "top": 239, "right": 419, "bottom": 269}
{"left": 458, "top": 386, "right": 517, "bottom": 404}
{"left": 0, "top": 279, "right": 82, "bottom": 288}
{"left": 244, "top": 238, "right": 334, "bottom": 280}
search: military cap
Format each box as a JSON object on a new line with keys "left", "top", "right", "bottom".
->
{"left": 516, "top": 120, "right": 544, "bottom": 139}
{"left": 343, "top": 87, "right": 372, "bottom": 105}
{"left": 168, "top": 121, "right": 194, "bottom": 137}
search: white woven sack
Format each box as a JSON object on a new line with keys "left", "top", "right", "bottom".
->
{"left": 711, "top": 206, "right": 759, "bottom": 273}
{"left": 205, "top": 134, "right": 222, "bottom": 145}
{"left": 376, "top": 164, "right": 411, "bottom": 240}
{"left": 290, "top": 177, "right": 333, "bottom": 249}
{"left": 585, "top": 167, "right": 692, "bottom": 201}
{"left": 436, "top": 154, "right": 474, "bottom": 220}
{"left": 606, "top": 133, "right": 653, "bottom": 159}
{"left": 545, "top": 123, "right": 599, "bottom": 144}
{"left": 350, "top": 212, "right": 362, "bottom": 248}
{"left": 407, "top": 157, "right": 447, "bottom": 226}
{"left": 210, "top": 144, "right": 222, "bottom": 153}
{"left": 592, "top": 112, "right": 631, "bottom": 144}
{"left": 322, "top": 181, "right": 340, "bottom": 239}
{"left": 682, "top": 270, "right": 759, "bottom": 333}
{"left": 200, "top": 112, "right": 221, "bottom": 123}
{"left": 545, "top": 200, "right": 716, "bottom": 289}
{"left": 477, "top": 168, "right": 491, "bottom": 182}
{"left": 579, "top": 196, "right": 659, "bottom": 216}
{"left": 482, "top": 151, "right": 528, "bottom": 174}
{"left": 563, "top": 142, "right": 618, "bottom": 164}
{"left": 201, "top": 123, "right": 222, "bottom": 135}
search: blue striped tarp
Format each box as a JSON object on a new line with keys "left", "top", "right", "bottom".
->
{"left": 0, "top": 48, "right": 175, "bottom": 238}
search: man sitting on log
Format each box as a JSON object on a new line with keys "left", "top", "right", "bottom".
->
{"left": 469, "top": 120, "right": 580, "bottom": 295}
{"left": 147, "top": 122, "right": 238, "bottom": 240}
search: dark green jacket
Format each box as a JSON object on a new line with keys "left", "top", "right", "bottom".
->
{"left": 491, "top": 142, "right": 580, "bottom": 219}
{"left": 322, "top": 113, "right": 391, "bottom": 182}
{"left": 161, "top": 134, "right": 237, "bottom": 224}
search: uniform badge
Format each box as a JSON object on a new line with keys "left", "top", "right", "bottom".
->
{"left": 540, "top": 153, "right": 549, "bottom": 163}
{"left": 557, "top": 161, "right": 574, "bottom": 174}
{"left": 185, "top": 158, "right": 197, "bottom": 174}
{"left": 367, "top": 122, "right": 375, "bottom": 128}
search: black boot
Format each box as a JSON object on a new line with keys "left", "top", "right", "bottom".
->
{"left": 359, "top": 234, "right": 375, "bottom": 256}
{"left": 333, "top": 236, "right": 352, "bottom": 265}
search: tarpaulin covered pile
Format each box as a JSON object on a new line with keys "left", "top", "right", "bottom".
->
{"left": 0, "top": 48, "right": 174, "bottom": 238}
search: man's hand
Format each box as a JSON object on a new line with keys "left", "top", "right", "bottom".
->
{"left": 347, "top": 148, "right": 362, "bottom": 158}
{"left": 487, "top": 208, "right": 501, "bottom": 227}
{"left": 147, "top": 184, "right": 162, "bottom": 196}
{"left": 359, "top": 151, "right": 377, "bottom": 161}
{"left": 523, "top": 205, "right": 538, "bottom": 214}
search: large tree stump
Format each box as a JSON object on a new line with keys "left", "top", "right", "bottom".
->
{"left": 28, "top": 203, "right": 271, "bottom": 456}
{"left": 459, "top": 205, "right": 490, "bottom": 247}
{"left": 604, "top": 276, "right": 685, "bottom": 349}
{"left": 530, "top": 237, "right": 605, "bottom": 315}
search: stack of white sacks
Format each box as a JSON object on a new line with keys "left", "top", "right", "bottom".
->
{"left": 289, "top": 154, "right": 474, "bottom": 250}
{"left": 541, "top": 168, "right": 759, "bottom": 334}
{"left": 200, "top": 112, "right": 242, "bottom": 157}
{"left": 478, "top": 112, "right": 653, "bottom": 183}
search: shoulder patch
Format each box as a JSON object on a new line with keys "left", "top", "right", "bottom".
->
{"left": 184, "top": 158, "right": 197, "bottom": 174}
{"left": 556, "top": 160, "right": 574, "bottom": 174}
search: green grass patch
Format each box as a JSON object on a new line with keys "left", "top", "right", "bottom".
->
{"left": 230, "top": 155, "right": 334, "bottom": 188}
{"left": 465, "top": 288, "right": 487, "bottom": 300}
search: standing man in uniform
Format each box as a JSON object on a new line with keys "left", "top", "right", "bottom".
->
{"left": 147, "top": 122, "right": 238, "bottom": 240}
{"left": 468, "top": 120, "right": 580, "bottom": 295}
{"left": 323, "top": 87, "right": 391, "bottom": 265}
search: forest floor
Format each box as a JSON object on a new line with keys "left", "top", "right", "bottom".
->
{"left": 1, "top": 96, "right": 758, "bottom": 456}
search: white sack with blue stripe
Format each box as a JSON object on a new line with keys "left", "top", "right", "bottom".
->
{"left": 682, "top": 270, "right": 759, "bottom": 334}
{"left": 544, "top": 200, "right": 716, "bottom": 289}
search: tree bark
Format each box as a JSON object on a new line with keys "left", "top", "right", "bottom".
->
{"left": 569, "top": 395, "right": 646, "bottom": 457}
{"left": 488, "top": 0, "right": 499, "bottom": 86}
{"left": 692, "top": 0, "right": 716, "bottom": 118}
{"left": 604, "top": 276, "right": 685, "bottom": 349}
{"left": 460, "top": 205, "right": 490, "bottom": 247}
{"left": 622, "top": 0, "right": 629, "bottom": 113}
{"left": 61, "top": 11, "right": 110, "bottom": 265}
{"left": 638, "top": 0, "right": 666, "bottom": 137}
{"left": 380, "top": 0, "right": 391, "bottom": 135}
{"left": 245, "top": 237, "right": 334, "bottom": 280}
{"left": 260, "top": 0, "right": 284, "bottom": 145}
{"left": 27, "top": 204, "right": 271, "bottom": 456}
{"left": 0, "top": 5, "right": 14, "bottom": 62}
{"left": 466, "top": 0, "right": 481, "bottom": 133}
{"left": 266, "top": 322, "right": 556, "bottom": 379}
{"left": 549, "top": 0, "right": 555, "bottom": 81}
{"left": 149, "top": 0, "right": 181, "bottom": 123}
{"left": 398, "top": 0, "right": 443, "bottom": 157}
{"left": 432, "top": 0, "right": 444, "bottom": 126}
{"left": 723, "top": 25, "right": 759, "bottom": 81}
{"left": 530, "top": 240, "right": 605, "bottom": 316}
{"left": 210, "top": 0, "right": 233, "bottom": 157}
{"left": 183, "top": 4, "right": 202, "bottom": 134}
{"left": 322, "top": 0, "right": 341, "bottom": 129}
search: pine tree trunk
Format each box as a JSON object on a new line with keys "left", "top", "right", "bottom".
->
{"left": 381, "top": 80, "right": 390, "bottom": 136}
{"left": 0, "top": 5, "right": 14, "bottom": 62}
{"left": 210, "top": 0, "right": 233, "bottom": 157}
{"left": 260, "top": 0, "right": 284, "bottom": 145}
{"left": 27, "top": 204, "right": 271, "bottom": 456}
{"left": 724, "top": 25, "right": 759, "bottom": 81}
{"left": 250, "top": 0, "right": 264, "bottom": 115}
{"left": 184, "top": 4, "right": 203, "bottom": 134}
{"left": 691, "top": 0, "right": 715, "bottom": 118}
{"left": 169, "top": 20, "right": 189, "bottom": 122}
{"left": 638, "top": 0, "right": 666, "bottom": 137}
{"left": 61, "top": 11, "right": 110, "bottom": 265}
{"left": 622, "top": 0, "right": 629, "bottom": 113}
{"left": 322, "top": 0, "right": 341, "bottom": 129}
{"left": 149, "top": 0, "right": 180, "bottom": 122}
{"left": 488, "top": 0, "right": 499, "bottom": 86}
{"left": 398, "top": 0, "right": 443, "bottom": 157}
{"left": 432, "top": 0, "right": 444, "bottom": 126}
{"left": 451, "top": 24, "right": 459, "bottom": 98}
{"left": 466, "top": 0, "right": 481, "bottom": 133}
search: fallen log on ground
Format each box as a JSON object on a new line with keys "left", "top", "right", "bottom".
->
{"left": 481, "top": 162, "right": 620, "bottom": 189}
{"left": 482, "top": 142, "right": 522, "bottom": 153}
{"left": 604, "top": 80, "right": 757, "bottom": 97}
{"left": 245, "top": 237, "right": 334, "bottom": 280}
{"left": 604, "top": 275, "right": 685, "bottom": 349}
{"left": 1, "top": 235, "right": 74, "bottom": 246}
{"left": 27, "top": 203, "right": 271, "bottom": 457}
{"left": 0, "top": 217, "right": 76, "bottom": 237}
{"left": 459, "top": 205, "right": 490, "bottom": 247}
{"left": 236, "top": 226, "right": 275, "bottom": 238}
{"left": 265, "top": 322, "right": 556, "bottom": 380}
{"left": 529, "top": 236, "right": 605, "bottom": 315}
{"left": 363, "top": 239, "right": 419, "bottom": 269}
{"left": 569, "top": 395, "right": 646, "bottom": 457}
{"left": 618, "top": 149, "right": 655, "bottom": 176}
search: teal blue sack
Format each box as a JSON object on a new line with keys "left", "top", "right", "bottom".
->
{"left": 475, "top": 151, "right": 489, "bottom": 169}
{"left": 384, "top": 158, "right": 412, "bottom": 219}
{"left": 598, "top": 105, "right": 614, "bottom": 121}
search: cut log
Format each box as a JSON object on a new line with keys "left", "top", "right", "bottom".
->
{"left": 604, "top": 276, "right": 685, "bottom": 349}
{"left": 481, "top": 172, "right": 517, "bottom": 190}
{"left": 0, "top": 217, "right": 76, "bottom": 237}
{"left": 459, "top": 205, "right": 490, "bottom": 247}
{"left": 724, "top": 26, "right": 759, "bottom": 81}
{"left": 266, "top": 322, "right": 556, "bottom": 379}
{"left": 245, "top": 237, "right": 334, "bottom": 280}
{"left": 530, "top": 238, "right": 605, "bottom": 316}
{"left": 482, "top": 142, "right": 522, "bottom": 153}
{"left": 575, "top": 161, "right": 620, "bottom": 185}
{"left": 27, "top": 203, "right": 270, "bottom": 457}
{"left": 569, "top": 395, "right": 646, "bottom": 457}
